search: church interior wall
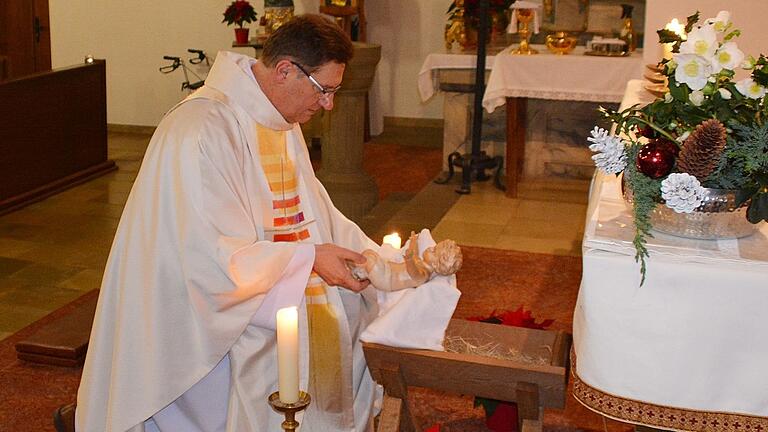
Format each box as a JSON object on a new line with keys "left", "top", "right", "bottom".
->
{"left": 46, "top": 1, "right": 766, "bottom": 130}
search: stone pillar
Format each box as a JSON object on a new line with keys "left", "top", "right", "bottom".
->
{"left": 316, "top": 42, "right": 381, "bottom": 222}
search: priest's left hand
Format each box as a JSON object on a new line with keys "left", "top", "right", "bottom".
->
{"left": 313, "top": 244, "right": 371, "bottom": 292}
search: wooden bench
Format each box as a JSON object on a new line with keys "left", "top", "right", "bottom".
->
{"left": 363, "top": 319, "right": 571, "bottom": 432}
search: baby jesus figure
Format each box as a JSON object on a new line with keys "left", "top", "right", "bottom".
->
{"left": 351, "top": 232, "right": 462, "bottom": 292}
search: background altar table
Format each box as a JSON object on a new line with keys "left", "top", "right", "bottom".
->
{"left": 572, "top": 80, "right": 768, "bottom": 431}
{"left": 418, "top": 46, "right": 643, "bottom": 196}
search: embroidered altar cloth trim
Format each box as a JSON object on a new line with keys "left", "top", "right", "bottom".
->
{"left": 571, "top": 353, "right": 768, "bottom": 432}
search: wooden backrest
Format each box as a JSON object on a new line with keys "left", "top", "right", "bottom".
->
{"left": 0, "top": 60, "right": 112, "bottom": 214}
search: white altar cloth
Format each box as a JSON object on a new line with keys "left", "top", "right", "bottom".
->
{"left": 482, "top": 46, "right": 644, "bottom": 112}
{"left": 417, "top": 52, "right": 496, "bottom": 101}
{"left": 572, "top": 80, "right": 768, "bottom": 428}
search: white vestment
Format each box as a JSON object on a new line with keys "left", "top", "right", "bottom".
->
{"left": 76, "top": 51, "right": 379, "bottom": 432}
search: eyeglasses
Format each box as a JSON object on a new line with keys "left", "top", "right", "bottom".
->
{"left": 290, "top": 61, "right": 342, "bottom": 101}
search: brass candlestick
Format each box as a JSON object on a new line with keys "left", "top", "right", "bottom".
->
{"left": 510, "top": 8, "right": 538, "bottom": 55}
{"left": 268, "top": 391, "right": 311, "bottom": 432}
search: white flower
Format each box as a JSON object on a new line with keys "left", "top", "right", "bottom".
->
{"left": 661, "top": 173, "right": 706, "bottom": 213}
{"left": 674, "top": 54, "right": 713, "bottom": 90}
{"left": 735, "top": 78, "right": 767, "bottom": 99}
{"left": 705, "top": 11, "right": 731, "bottom": 32}
{"left": 689, "top": 90, "right": 705, "bottom": 106}
{"left": 718, "top": 88, "right": 732, "bottom": 99}
{"left": 677, "top": 131, "right": 691, "bottom": 143}
{"left": 587, "top": 127, "right": 627, "bottom": 174}
{"left": 679, "top": 25, "right": 718, "bottom": 59}
{"left": 711, "top": 42, "right": 744, "bottom": 73}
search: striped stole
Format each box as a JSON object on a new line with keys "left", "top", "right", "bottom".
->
{"left": 255, "top": 124, "right": 344, "bottom": 415}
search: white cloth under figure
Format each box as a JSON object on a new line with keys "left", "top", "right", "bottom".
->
{"left": 360, "top": 229, "right": 461, "bottom": 351}
{"left": 507, "top": 1, "right": 542, "bottom": 34}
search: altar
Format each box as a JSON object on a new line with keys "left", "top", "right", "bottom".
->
{"left": 418, "top": 46, "right": 643, "bottom": 196}
{"left": 571, "top": 80, "right": 768, "bottom": 431}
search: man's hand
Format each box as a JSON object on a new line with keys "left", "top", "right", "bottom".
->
{"left": 313, "top": 244, "right": 370, "bottom": 292}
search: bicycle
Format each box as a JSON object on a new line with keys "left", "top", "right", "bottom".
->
{"left": 159, "top": 49, "right": 210, "bottom": 93}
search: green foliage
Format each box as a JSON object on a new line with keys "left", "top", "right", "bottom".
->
{"left": 709, "top": 122, "right": 768, "bottom": 222}
{"left": 723, "top": 29, "right": 741, "bottom": 41}
{"left": 753, "top": 55, "right": 768, "bottom": 87}
{"left": 657, "top": 29, "right": 682, "bottom": 45}
{"left": 684, "top": 11, "right": 701, "bottom": 33}
{"left": 624, "top": 144, "right": 661, "bottom": 284}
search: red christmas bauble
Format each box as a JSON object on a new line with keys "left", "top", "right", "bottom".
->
{"left": 636, "top": 139, "right": 679, "bottom": 179}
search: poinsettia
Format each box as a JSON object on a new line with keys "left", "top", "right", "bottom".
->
{"left": 222, "top": 0, "right": 258, "bottom": 28}
{"left": 466, "top": 307, "right": 554, "bottom": 432}
{"left": 467, "top": 306, "right": 554, "bottom": 330}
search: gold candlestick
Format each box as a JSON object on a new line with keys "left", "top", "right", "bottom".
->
{"left": 268, "top": 391, "right": 311, "bottom": 432}
{"left": 510, "top": 8, "right": 538, "bottom": 55}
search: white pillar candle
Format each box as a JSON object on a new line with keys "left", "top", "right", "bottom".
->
{"left": 382, "top": 232, "right": 402, "bottom": 249}
{"left": 276, "top": 306, "right": 299, "bottom": 404}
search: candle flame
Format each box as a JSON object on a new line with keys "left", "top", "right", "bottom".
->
{"left": 382, "top": 232, "right": 402, "bottom": 249}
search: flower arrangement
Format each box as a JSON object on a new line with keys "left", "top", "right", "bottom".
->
{"left": 222, "top": 0, "right": 258, "bottom": 28}
{"left": 589, "top": 11, "right": 768, "bottom": 281}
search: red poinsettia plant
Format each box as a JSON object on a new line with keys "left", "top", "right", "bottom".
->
{"left": 466, "top": 306, "right": 554, "bottom": 432}
{"left": 223, "top": 0, "right": 258, "bottom": 28}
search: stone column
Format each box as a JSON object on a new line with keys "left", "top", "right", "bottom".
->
{"left": 316, "top": 42, "right": 381, "bottom": 222}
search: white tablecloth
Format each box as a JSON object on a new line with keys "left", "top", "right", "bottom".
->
{"left": 416, "top": 46, "right": 644, "bottom": 112}
{"left": 572, "top": 80, "right": 768, "bottom": 429}
{"left": 417, "top": 52, "right": 496, "bottom": 101}
{"left": 483, "top": 46, "right": 644, "bottom": 112}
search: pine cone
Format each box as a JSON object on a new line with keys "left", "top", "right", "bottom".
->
{"left": 676, "top": 119, "right": 727, "bottom": 180}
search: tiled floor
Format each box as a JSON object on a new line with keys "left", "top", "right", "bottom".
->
{"left": 432, "top": 179, "right": 589, "bottom": 256}
{"left": 0, "top": 130, "right": 590, "bottom": 341}
{"left": 0, "top": 132, "right": 149, "bottom": 340}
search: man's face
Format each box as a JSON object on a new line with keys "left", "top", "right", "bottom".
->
{"left": 281, "top": 61, "right": 345, "bottom": 124}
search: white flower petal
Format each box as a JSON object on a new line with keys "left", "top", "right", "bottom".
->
{"left": 679, "top": 25, "right": 718, "bottom": 59}
{"left": 712, "top": 42, "right": 744, "bottom": 73}
{"left": 674, "top": 54, "right": 713, "bottom": 90}
{"left": 689, "top": 90, "right": 705, "bottom": 106}
{"left": 718, "top": 88, "right": 732, "bottom": 99}
{"left": 735, "top": 78, "right": 767, "bottom": 99}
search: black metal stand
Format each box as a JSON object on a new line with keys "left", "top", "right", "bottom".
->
{"left": 435, "top": 0, "right": 504, "bottom": 194}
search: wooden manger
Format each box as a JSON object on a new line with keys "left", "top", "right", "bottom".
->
{"left": 362, "top": 319, "right": 571, "bottom": 432}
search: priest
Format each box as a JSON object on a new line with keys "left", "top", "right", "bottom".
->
{"left": 76, "top": 15, "right": 381, "bottom": 432}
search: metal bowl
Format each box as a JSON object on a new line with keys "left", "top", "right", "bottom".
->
{"left": 622, "top": 177, "right": 761, "bottom": 239}
{"left": 545, "top": 32, "right": 577, "bottom": 55}
{"left": 650, "top": 188, "right": 760, "bottom": 239}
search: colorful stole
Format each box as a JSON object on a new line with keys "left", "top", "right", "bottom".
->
{"left": 255, "top": 124, "right": 344, "bottom": 415}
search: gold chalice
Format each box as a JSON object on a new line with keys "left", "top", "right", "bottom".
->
{"left": 510, "top": 8, "right": 537, "bottom": 55}
{"left": 545, "top": 31, "right": 577, "bottom": 55}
